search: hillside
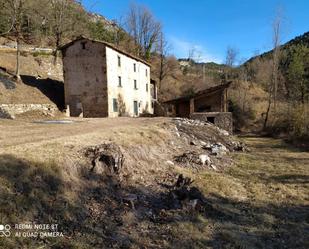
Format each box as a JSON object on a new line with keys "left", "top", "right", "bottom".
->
{"left": 178, "top": 59, "right": 226, "bottom": 77}
{"left": 244, "top": 31, "right": 309, "bottom": 65}
{"left": 227, "top": 31, "right": 309, "bottom": 135}
{"left": 0, "top": 48, "right": 64, "bottom": 109}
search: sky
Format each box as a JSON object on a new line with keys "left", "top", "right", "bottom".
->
{"left": 82, "top": 0, "right": 309, "bottom": 64}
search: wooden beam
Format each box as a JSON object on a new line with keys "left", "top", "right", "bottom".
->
{"left": 189, "top": 98, "right": 194, "bottom": 116}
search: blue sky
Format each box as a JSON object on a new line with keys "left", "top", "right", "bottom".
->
{"left": 82, "top": 0, "right": 309, "bottom": 64}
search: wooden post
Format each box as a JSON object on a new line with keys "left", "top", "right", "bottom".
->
{"left": 224, "top": 89, "right": 227, "bottom": 112}
{"left": 189, "top": 98, "right": 194, "bottom": 117}
{"left": 220, "top": 91, "right": 224, "bottom": 112}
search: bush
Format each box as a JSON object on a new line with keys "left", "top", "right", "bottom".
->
{"left": 228, "top": 99, "right": 256, "bottom": 131}
{"left": 267, "top": 104, "right": 309, "bottom": 143}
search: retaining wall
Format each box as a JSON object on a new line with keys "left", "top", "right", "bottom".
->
{"left": 0, "top": 104, "right": 58, "bottom": 119}
{"left": 191, "top": 112, "right": 233, "bottom": 134}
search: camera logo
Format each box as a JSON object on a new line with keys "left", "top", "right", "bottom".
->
{"left": 0, "top": 224, "right": 11, "bottom": 237}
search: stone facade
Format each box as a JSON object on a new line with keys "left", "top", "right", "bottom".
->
{"left": 0, "top": 104, "right": 58, "bottom": 119}
{"left": 190, "top": 112, "right": 233, "bottom": 134}
{"left": 61, "top": 38, "right": 153, "bottom": 118}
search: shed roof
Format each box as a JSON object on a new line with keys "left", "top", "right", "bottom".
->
{"left": 164, "top": 82, "right": 231, "bottom": 104}
{"left": 60, "top": 36, "right": 151, "bottom": 67}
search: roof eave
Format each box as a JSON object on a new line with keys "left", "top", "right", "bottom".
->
{"left": 60, "top": 37, "right": 152, "bottom": 67}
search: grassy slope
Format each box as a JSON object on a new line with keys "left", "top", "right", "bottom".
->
{"left": 0, "top": 118, "right": 308, "bottom": 248}
{"left": 0, "top": 50, "right": 64, "bottom": 107}
{"left": 180, "top": 137, "right": 309, "bottom": 249}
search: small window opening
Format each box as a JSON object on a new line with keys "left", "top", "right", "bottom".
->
{"left": 118, "top": 56, "right": 121, "bottom": 67}
{"left": 207, "top": 117, "right": 215, "bottom": 124}
{"left": 81, "top": 42, "right": 86, "bottom": 49}
{"left": 118, "top": 76, "right": 122, "bottom": 87}
{"left": 133, "top": 63, "right": 136, "bottom": 72}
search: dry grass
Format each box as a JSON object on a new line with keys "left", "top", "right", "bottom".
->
{"left": 0, "top": 118, "right": 308, "bottom": 248}
{"left": 170, "top": 136, "right": 309, "bottom": 248}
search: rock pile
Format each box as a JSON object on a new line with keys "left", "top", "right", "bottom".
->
{"left": 170, "top": 118, "right": 247, "bottom": 170}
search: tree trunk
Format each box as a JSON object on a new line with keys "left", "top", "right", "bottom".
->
{"left": 159, "top": 54, "right": 164, "bottom": 90}
{"left": 263, "top": 91, "right": 272, "bottom": 130}
{"left": 15, "top": 36, "right": 21, "bottom": 80}
{"left": 53, "top": 32, "right": 61, "bottom": 65}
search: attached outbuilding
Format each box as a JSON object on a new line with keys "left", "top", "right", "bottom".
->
{"left": 164, "top": 82, "right": 233, "bottom": 133}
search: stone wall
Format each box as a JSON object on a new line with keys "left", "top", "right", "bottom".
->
{"left": 191, "top": 112, "right": 233, "bottom": 134}
{"left": 62, "top": 39, "right": 108, "bottom": 117}
{"left": 0, "top": 104, "right": 58, "bottom": 119}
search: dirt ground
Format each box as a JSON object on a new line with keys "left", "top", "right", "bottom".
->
{"left": 0, "top": 117, "right": 308, "bottom": 248}
{"left": 0, "top": 117, "right": 164, "bottom": 149}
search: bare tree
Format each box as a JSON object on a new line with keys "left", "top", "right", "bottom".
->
{"left": 48, "top": 0, "right": 70, "bottom": 62}
{"left": 47, "top": 0, "right": 87, "bottom": 62}
{"left": 263, "top": 8, "right": 283, "bottom": 130}
{"left": 2, "top": 0, "right": 29, "bottom": 80}
{"left": 125, "top": 3, "right": 161, "bottom": 59}
{"left": 224, "top": 46, "right": 239, "bottom": 81}
{"left": 187, "top": 46, "right": 203, "bottom": 63}
{"left": 157, "top": 32, "right": 171, "bottom": 89}
{"left": 225, "top": 46, "right": 238, "bottom": 67}
{"left": 188, "top": 47, "right": 196, "bottom": 62}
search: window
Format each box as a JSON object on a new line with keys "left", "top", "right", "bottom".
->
{"left": 146, "top": 83, "right": 148, "bottom": 92}
{"left": 117, "top": 56, "right": 121, "bottom": 67}
{"left": 133, "top": 63, "right": 136, "bottom": 72}
{"left": 118, "top": 76, "right": 122, "bottom": 87}
{"left": 134, "top": 80, "right": 137, "bottom": 90}
{"left": 113, "top": 98, "right": 118, "bottom": 112}
{"left": 146, "top": 69, "right": 148, "bottom": 77}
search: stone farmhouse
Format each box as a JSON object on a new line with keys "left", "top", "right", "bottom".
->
{"left": 61, "top": 37, "right": 156, "bottom": 118}
{"left": 164, "top": 82, "right": 233, "bottom": 133}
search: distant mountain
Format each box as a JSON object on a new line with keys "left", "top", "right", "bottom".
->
{"left": 178, "top": 58, "right": 226, "bottom": 75}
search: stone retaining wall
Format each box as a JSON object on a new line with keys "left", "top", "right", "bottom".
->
{"left": 0, "top": 104, "right": 58, "bottom": 119}
{"left": 191, "top": 112, "right": 233, "bottom": 134}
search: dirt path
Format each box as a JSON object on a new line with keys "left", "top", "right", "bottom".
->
{"left": 0, "top": 117, "right": 166, "bottom": 149}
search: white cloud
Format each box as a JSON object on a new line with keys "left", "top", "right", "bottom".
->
{"left": 168, "top": 36, "right": 222, "bottom": 63}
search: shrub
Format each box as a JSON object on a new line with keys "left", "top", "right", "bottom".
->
{"left": 267, "top": 104, "right": 309, "bottom": 142}
{"left": 228, "top": 99, "right": 256, "bottom": 131}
